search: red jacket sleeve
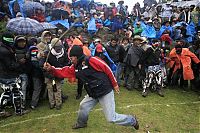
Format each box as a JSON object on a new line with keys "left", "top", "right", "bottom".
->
{"left": 88, "top": 57, "right": 118, "bottom": 88}
{"left": 51, "top": 65, "right": 76, "bottom": 79}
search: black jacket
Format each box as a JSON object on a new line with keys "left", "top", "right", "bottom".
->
{"left": 14, "top": 48, "right": 32, "bottom": 75}
{"left": 0, "top": 43, "right": 20, "bottom": 78}
{"left": 106, "top": 43, "right": 125, "bottom": 63}
{"left": 124, "top": 44, "right": 144, "bottom": 67}
{"left": 75, "top": 57, "right": 113, "bottom": 98}
{"left": 140, "top": 47, "right": 162, "bottom": 67}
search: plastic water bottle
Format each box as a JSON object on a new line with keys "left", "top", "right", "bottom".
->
{"left": 52, "top": 79, "right": 57, "bottom": 92}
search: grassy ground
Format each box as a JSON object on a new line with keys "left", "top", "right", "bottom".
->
{"left": 0, "top": 83, "right": 199, "bottom": 133}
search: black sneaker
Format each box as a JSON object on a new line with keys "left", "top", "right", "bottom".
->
{"left": 157, "top": 89, "right": 164, "bottom": 97}
{"left": 62, "top": 95, "right": 69, "bottom": 103}
{"left": 16, "top": 109, "right": 31, "bottom": 116}
{"left": 132, "top": 115, "right": 139, "bottom": 130}
{"left": 142, "top": 89, "right": 148, "bottom": 97}
{"left": 72, "top": 123, "right": 87, "bottom": 129}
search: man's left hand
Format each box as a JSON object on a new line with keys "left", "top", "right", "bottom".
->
{"left": 114, "top": 85, "right": 120, "bottom": 94}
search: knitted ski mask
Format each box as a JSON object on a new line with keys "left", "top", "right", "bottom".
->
{"left": 175, "top": 44, "right": 182, "bottom": 55}
{"left": 69, "top": 45, "right": 85, "bottom": 65}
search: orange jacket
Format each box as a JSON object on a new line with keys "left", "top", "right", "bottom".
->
{"left": 169, "top": 48, "right": 200, "bottom": 80}
{"left": 68, "top": 38, "right": 91, "bottom": 57}
{"left": 72, "top": 37, "right": 83, "bottom": 46}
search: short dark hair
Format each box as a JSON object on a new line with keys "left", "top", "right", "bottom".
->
{"left": 152, "top": 39, "right": 160, "bottom": 44}
{"left": 122, "top": 37, "right": 129, "bottom": 43}
{"left": 111, "top": 37, "right": 118, "bottom": 42}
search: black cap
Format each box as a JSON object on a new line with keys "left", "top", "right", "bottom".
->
{"left": 69, "top": 45, "right": 83, "bottom": 59}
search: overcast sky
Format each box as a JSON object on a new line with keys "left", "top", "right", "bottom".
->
{"left": 94, "top": 0, "right": 144, "bottom": 8}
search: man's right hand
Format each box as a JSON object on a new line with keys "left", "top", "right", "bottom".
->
{"left": 138, "top": 64, "right": 142, "bottom": 70}
{"left": 43, "top": 62, "right": 52, "bottom": 71}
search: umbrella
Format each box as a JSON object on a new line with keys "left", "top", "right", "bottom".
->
{"left": 51, "top": 9, "right": 69, "bottom": 20}
{"left": 6, "top": 17, "right": 44, "bottom": 35}
{"left": 50, "top": 20, "right": 70, "bottom": 29}
{"left": 41, "top": 22, "right": 57, "bottom": 30}
{"left": 23, "top": 1, "right": 45, "bottom": 17}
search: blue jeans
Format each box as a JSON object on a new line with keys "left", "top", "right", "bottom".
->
{"left": 114, "top": 63, "right": 123, "bottom": 85}
{"left": 19, "top": 74, "right": 28, "bottom": 103}
{"left": 8, "top": 0, "right": 25, "bottom": 18}
{"left": 76, "top": 90, "right": 136, "bottom": 126}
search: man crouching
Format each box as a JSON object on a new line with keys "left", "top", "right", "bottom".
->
{"left": 43, "top": 45, "right": 139, "bottom": 130}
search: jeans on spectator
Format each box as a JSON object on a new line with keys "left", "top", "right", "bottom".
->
{"left": 19, "top": 73, "right": 28, "bottom": 104}
{"left": 31, "top": 77, "right": 43, "bottom": 107}
{"left": 76, "top": 90, "right": 136, "bottom": 126}
{"left": 114, "top": 62, "right": 123, "bottom": 86}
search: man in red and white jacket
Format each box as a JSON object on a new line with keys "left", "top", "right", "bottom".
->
{"left": 44, "top": 45, "right": 139, "bottom": 130}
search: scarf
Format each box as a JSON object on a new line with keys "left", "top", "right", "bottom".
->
{"left": 49, "top": 44, "right": 64, "bottom": 59}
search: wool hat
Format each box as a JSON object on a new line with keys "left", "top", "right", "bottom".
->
{"left": 51, "top": 38, "right": 62, "bottom": 47}
{"left": 51, "top": 38, "right": 63, "bottom": 52}
{"left": 69, "top": 45, "right": 83, "bottom": 58}
{"left": 14, "top": 35, "right": 27, "bottom": 49}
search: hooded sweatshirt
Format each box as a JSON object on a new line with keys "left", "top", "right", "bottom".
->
{"left": 37, "top": 31, "right": 52, "bottom": 59}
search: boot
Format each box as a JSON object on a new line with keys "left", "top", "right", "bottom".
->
{"left": 0, "top": 111, "right": 12, "bottom": 118}
{"left": 157, "top": 88, "right": 164, "bottom": 97}
{"left": 72, "top": 123, "right": 87, "bottom": 129}
{"left": 49, "top": 104, "right": 55, "bottom": 109}
{"left": 76, "top": 94, "right": 81, "bottom": 100}
{"left": 142, "top": 88, "right": 148, "bottom": 97}
{"left": 16, "top": 109, "right": 31, "bottom": 116}
{"left": 132, "top": 115, "right": 139, "bottom": 130}
{"left": 62, "top": 94, "right": 68, "bottom": 103}
{"left": 56, "top": 105, "right": 62, "bottom": 110}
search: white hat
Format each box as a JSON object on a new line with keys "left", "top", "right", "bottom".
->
{"left": 166, "top": 1, "right": 171, "bottom": 5}
{"left": 141, "top": 37, "right": 148, "bottom": 43}
{"left": 94, "top": 38, "right": 101, "bottom": 43}
{"left": 147, "top": 20, "right": 153, "bottom": 23}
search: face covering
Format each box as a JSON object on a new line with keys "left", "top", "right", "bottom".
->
{"left": 175, "top": 48, "right": 182, "bottom": 55}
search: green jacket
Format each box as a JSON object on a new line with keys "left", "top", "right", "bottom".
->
{"left": 134, "top": 27, "right": 143, "bottom": 36}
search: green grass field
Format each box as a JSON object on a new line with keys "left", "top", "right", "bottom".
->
{"left": 0, "top": 83, "right": 199, "bottom": 133}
